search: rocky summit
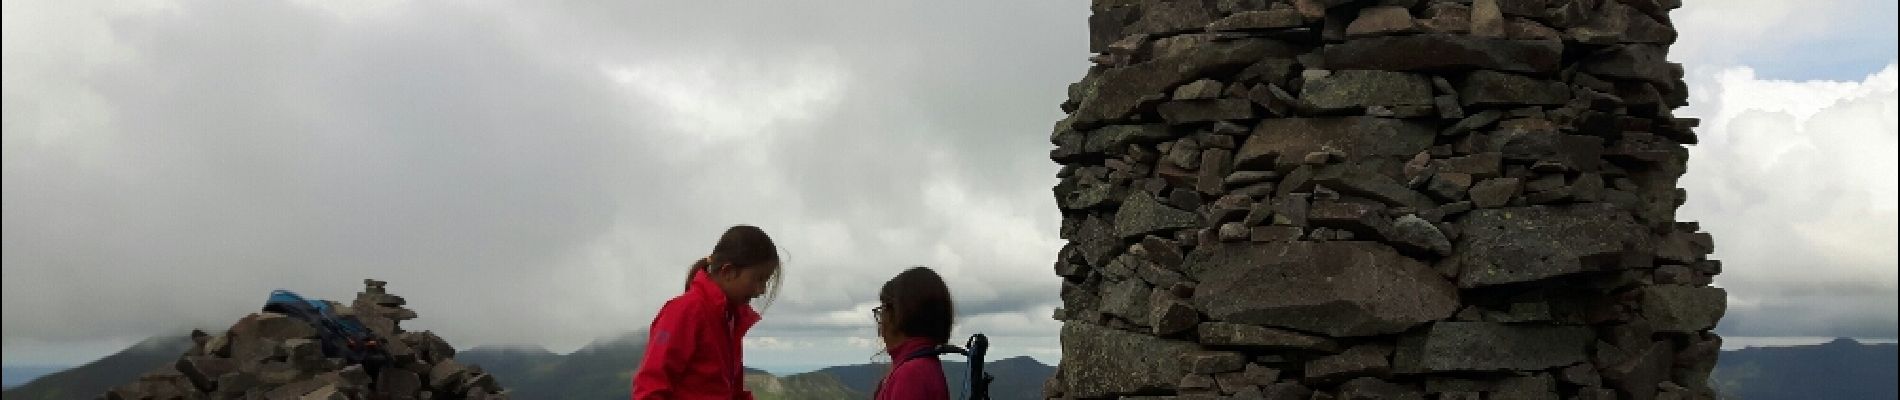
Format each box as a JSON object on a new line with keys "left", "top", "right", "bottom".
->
{"left": 99, "top": 279, "right": 509, "bottom": 400}
{"left": 1050, "top": 0, "right": 1723, "bottom": 399}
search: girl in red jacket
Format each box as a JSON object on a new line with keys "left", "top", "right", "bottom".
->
{"left": 633, "top": 225, "right": 782, "bottom": 400}
{"left": 872, "top": 267, "right": 955, "bottom": 400}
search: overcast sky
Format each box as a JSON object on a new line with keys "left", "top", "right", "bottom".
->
{"left": 4, "top": 0, "right": 1896, "bottom": 370}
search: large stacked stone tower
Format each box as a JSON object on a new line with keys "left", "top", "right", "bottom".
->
{"left": 1046, "top": 0, "right": 1726, "bottom": 399}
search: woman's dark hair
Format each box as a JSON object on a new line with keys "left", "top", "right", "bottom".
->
{"left": 879, "top": 266, "right": 954, "bottom": 344}
{"left": 685, "top": 225, "right": 784, "bottom": 306}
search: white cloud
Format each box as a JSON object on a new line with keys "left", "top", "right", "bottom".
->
{"left": 742, "top": 336, "right": 814, "bottom": 351}
{"left": 1678, "top": 63, "right": 1900, "bottom": 337}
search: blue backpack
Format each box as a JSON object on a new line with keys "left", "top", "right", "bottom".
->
{"left": 261, "top": 290, "right": 388, "bottom": 366}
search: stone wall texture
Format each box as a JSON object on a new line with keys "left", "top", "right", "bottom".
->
{"left": 1045, "top": 0, "right": 1725, "bottom": 399}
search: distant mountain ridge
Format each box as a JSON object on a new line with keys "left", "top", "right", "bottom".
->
{"left": 1711, "top": 337, "right": 1899, "bottom": 400}
{"left": 11, "top": 334, "right": 1894, "bottom": 400}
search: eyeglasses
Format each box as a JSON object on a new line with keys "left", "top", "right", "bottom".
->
{"left": 872, "top": 305, "right": 885, "bottom": 324}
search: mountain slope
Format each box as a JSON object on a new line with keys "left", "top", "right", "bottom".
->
{"left": 1711, "top": 337, "right": 1898, "bottom": 400}
{"left": 2, "top": 336, "right": 193, "bottom": 400}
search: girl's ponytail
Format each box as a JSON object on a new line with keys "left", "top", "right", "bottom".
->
{"left": 684, "top": 257, "right": 710, "bottom": 292}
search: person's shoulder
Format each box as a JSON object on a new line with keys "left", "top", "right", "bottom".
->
{"left": 655, "top": 291, "right": 713, "bottom": 317}
{"left": 895, "top": 355, "right": 947, "bottom": 376}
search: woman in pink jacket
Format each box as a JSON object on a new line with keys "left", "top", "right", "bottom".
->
{"left": 871, "top": 267, "right": 955, "bottom": 400}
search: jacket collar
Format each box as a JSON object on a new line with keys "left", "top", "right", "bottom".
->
{"left": 887, "top": 337, "right": 941, "bottom": 362}
{"left": 689, "top": 268, "right": 762, "bottom": 334}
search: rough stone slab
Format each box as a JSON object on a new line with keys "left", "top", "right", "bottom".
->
{"left": 1184, "top": 351, "right": 1248, "bottom": 374}
{"left": 1299, "top": 70, "right": 1434, "bottom": 110}
{"left": 1642, "top": 285, "right": 1726, "bottom": 333}
{"left": 1076, "top": 216, "right": 1120, "bottom": 267}
{"left": 1187, "top": 241, "right": 1459, "bottom": 337}
{"left": 1249, "top": 225, "right": 1302, "bottom": 243}
{"left": 1304, "top": 344, "right": 1393, "bottom": 385}
{"left": 1455, "top": 204, "right": 1650, "bottom": 288}
{"left": 1198, "top": 322, "right": 1340, "bottom": 352}
{"left": 1582, "top": 44, "right": 1674, "bottom": 86}
{"left": 1337, "top": 377, "right": 1426, "bottom": 400}
{"left": 1393, "top": 322, "right": 1595, "bottom": 372}
{"left": 1310, "top": 164, "right": 1437, "bottom": 209}
{"left": 1160, "top": 98, "right": 1257, "bottom": 123}
{"left": 1468, "top": 178, "right": 1521, "bottom": 209}
{"left": 1460, "top": 70, "right": 1571, "bottom": 106}
{"left": 1084, "top": 124, "right": 1173, "bottom": 154}
{"left": 1208, "top": 9, "right": 1306, "bottom": 31}
{"left": 1345, "top": 7, "right": 1418, "bottom": 37}
{"left": 1437, "top": 152, "right": 1503, "bottom": 179}
{"left": 1073, "top": 39, "right": 1298, "bottom": 125}
{"left": 1320, "top": 35, "right": 1564, "bottom": 75}
{"left": 1116, "top": 191, "right": 1201, "bottom": 239}
{"left": 1234, "top": 117, "right": 1434, "bottom": 171}
{"left": 1153, "top": 298, "right": 1201, "bottom": 335}
{"left": 1386, "top": 214, "right": 1453, "bottom": 256}
{"left": 1062, "top": 322, "right": 1201, "bottom": 398}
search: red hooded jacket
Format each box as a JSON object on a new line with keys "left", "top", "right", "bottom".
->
{"left": 873, "top": 337, "right": 950, "bottom": 400}
{"left": 632, "top": 270, "right": 762, "bottom": 400}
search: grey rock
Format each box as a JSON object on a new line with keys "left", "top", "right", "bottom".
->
{"left": 1199, "top": 148, "right": 1235, "bottom": 195}
{"left": 1393, "top": 322, "right": 1595, "bottom": 372}
{"left": 1225, "top": 171, "right": 1277, "bottom": 188}
{"left": 1311, "top": 164, "right": 1437, "bottom": 209}
{"left": 1250, "top": 226, "right": 1304, "bottom": 242}
{"left": 1153, "top": 299, "right": 1201, "bottom": 335}
{"left": 1336, "top": 377, "right": 1425, "bottom": 400}
{"left": 1269, "top": 193, "right": 1310, "bottom": 226}
{"left": 1073, "top": 39, "right": 1296, "bottom": 125}
{"left": 1187, "top": 241, "right": 1459, "bottom": 337}
{"left": 1386, "top": 214, "right": 1453, "bottom": 256}
{"left": 1467, "top": 177, "right": 1520, "bottom": 208}
{"left": 1582, "top": 44, "right": 1674, "bottom": 86}
{"left": 1262, "top": 381, "right": 1314, "bottom": 400}
{"left": 1160, "top": 98, "right": 1257, "bottom": 123}
{"left": 1321, "top": 35, "right": 1564, "bottom": 75}
{"left": 1198, "top": 322, "right": 1340, "bottom": 352}
{"left": 1425, "top": 172, "right": 1474, "bottom": 201}
{"left": 1184, "top": 351, "right": 1249, "bottom": 374}
{"left": 1461, "top": 70, "right": 1571, "bottom": 106}
{"left": 1304, "top": 344, "right": 1393, "bottom": 385}
{"left": 1491, "top": 374, "right": 1559, "bottom": 400}
{"left": 1084, "top": 124, "right": 1172, "bottom": 154}
{"left": 1174, "top": 79, "right": 1224, "bottom": 100}
{"left": 1455, "top": 204, "right": 1650, "bottom": 288}
{"left": 1102, "top": 278, "right": 1153, "bottom": 325}
{"left": 1235, "top": 117, "right": 1435, "bottom": 171}
{"left": 1076, "top": 217, "right": 1120, "bottom": 267}
{"left": 1299, "top": 70, "right": 1433, "bottom": 111}
{"left": 1115, "top": 192, "right": 1201, "bottom": 239}
{"left": 1208, "top": 9, "right": 1307, "bottom": 31}
{"left": 1345, "top": 7, "right": 1418, "bottom": 37}
{"left": 1219, "top": 222, "right": 1251, "bottom": 242}
{"left": 1470, "top": 0, "right": 1505, "bottom": 37}
{"left": 1642, "top": 285, "right": 1726, "bottom": 333}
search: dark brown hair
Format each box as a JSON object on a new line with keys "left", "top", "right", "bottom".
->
{"left": 879, "top": 267, "right": 955, "bottom": 344}
{"left": 686, "top": 225, "right": 784, "bottom": 306}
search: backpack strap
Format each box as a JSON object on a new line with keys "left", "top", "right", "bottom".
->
{"left": 900, "top": 345, "right": 946, "bottom": 363}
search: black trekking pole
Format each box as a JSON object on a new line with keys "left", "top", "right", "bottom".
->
{"left": 967, "top": 334, "right": 991, "bottom": 400}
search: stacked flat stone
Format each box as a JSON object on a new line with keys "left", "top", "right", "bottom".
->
{"left": 1046, "top": 0, "right": 1723, "bottom": 399}
{"left": 101, "top": 280, "right": 510, "bottom": 400}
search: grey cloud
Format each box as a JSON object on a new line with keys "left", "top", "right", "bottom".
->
{"left": 3, "top": 0, "right": 1088, "bottom": 363}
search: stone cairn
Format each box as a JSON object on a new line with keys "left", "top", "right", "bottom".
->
{"left": 102, "top": 280, "right": 510, "bottom": 400}
{"left": 1045, "top": 0, "right": 1725, "bottom": 399}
